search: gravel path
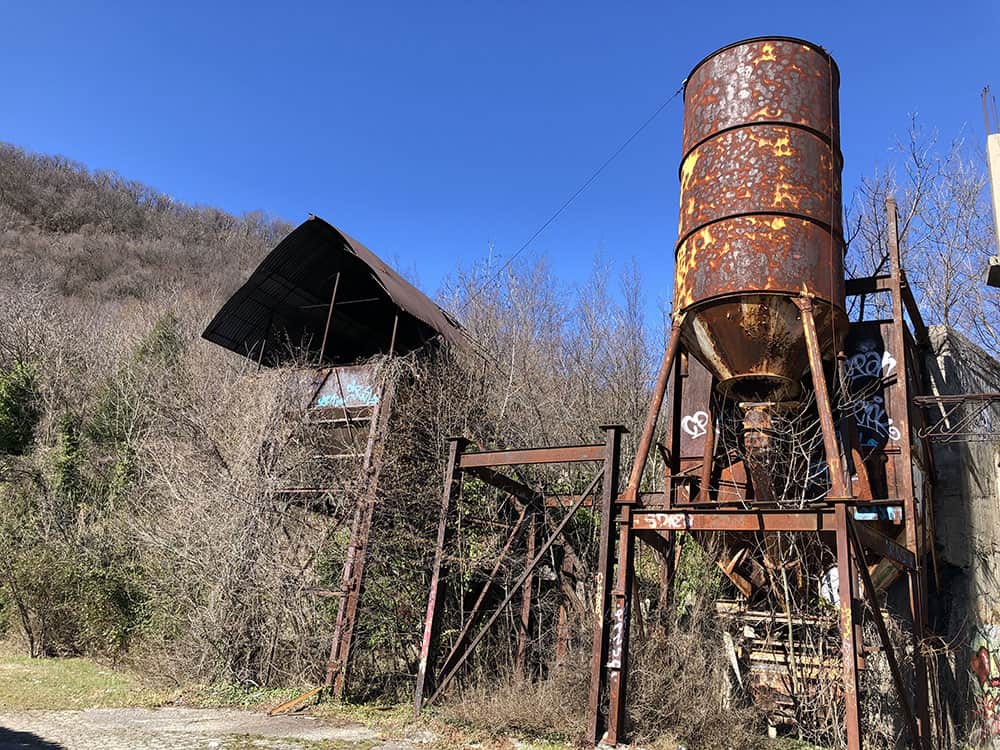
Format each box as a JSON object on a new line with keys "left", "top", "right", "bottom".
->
{"left": 0, "top": 707, "right": 421, "bottom": 749}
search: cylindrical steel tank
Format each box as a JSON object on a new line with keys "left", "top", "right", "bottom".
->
{"left": 674, "top": 37, "right": 847, "bottom": 402}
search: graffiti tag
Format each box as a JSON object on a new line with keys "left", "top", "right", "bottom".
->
{"left": 845, "top": 349, "right": 897, "bottom": 381}
{"left": 971, "top": 625, "right": 1000, "bottom": 739}
{"left": 850, "top": 395, "right": 901, "bottom": 444}
{"left": 681, "top": 410, "right": 709, "bottom": 438}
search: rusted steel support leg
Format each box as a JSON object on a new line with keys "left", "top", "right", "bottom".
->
{"left": 623, "top": 318, "right": 684, "bottom": 502}
{"left": 606, "top": 508, "right": 636, "bottom": 746}
{"left": 796, "top": 296, "right": 848, "bottom": 498}
{"left": 847, "top": 519, "right": 921, "bottom": 744}
{"left": 413, "top": 437, "right": 467, "bottom": 714}
{"left": 835, "top": 502, "right": 863, "bottom": 750}
{"left": 886, "top": 196, "right": 932, "bottom": 749}
{"left": 587, "top": 425, "right": 627, "bottom": 745}
{"left": 515, "top": 513, "right": 537, "bottom": 680}
{"left": 698, "top": 395, "right": 715, "bottom": 501}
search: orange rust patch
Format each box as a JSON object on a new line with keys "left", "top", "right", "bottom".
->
{"left": 749, "top": 105, "right": 782, "bottom": 120}
{"left": 753, "top": 42, "right": 777, "bottom": 65}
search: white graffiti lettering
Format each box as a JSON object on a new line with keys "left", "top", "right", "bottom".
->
{"left": 850, "top": 395, "right": 900, "bottom": 444}
{"left": 845, "top": 349, "right": 897, "bottom": 381}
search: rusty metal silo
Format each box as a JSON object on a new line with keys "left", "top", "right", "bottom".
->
{"left": 675, "top": 37, "right": 847, "bottom": 402}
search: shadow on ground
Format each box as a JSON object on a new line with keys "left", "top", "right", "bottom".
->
{"left": 0, "top": 727, "right": 64, "bottom": 750}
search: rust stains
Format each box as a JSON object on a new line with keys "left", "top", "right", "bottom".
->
{"left": 673, "top": 37, "right": 847, "bottom": 401}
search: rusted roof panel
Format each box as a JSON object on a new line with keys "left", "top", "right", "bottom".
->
{"left": 202, "top": 216, "right": 467, "bottom": 365}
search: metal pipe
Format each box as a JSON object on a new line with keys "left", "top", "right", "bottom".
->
{"left": 796, "top": 296, "right": 848, "bottom": 498}
{"left": 317, "top": 272, "right": 341, "bottom": 366}
{"left": 623, "top": 318, "right": 683, "bottom": 501}
{"left": 413, "top": 437, "right": 467, "bottom": 713}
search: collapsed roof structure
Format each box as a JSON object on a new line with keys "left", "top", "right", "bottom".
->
{"left": 203, "top": 215, "right": 466, "bottom": 367}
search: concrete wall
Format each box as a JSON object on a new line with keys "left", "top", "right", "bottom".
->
{"left": 924, "top": 325, "right": 1000, "bottom": 745}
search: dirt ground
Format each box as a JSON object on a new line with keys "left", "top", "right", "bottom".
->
{"left": 0, "top": 706, "right": 430, "bottom": 750}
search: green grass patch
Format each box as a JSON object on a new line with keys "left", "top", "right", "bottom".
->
{"left": 0, "top": 653, "right": 163, "bottom": 710}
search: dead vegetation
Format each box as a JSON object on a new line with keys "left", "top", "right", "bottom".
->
{"left": 0, "top": 114, "right": 994, "bottom": 749}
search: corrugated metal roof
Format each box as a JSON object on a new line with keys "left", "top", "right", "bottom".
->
{"left": 202, "top": 215, "right": 467, "bottom": 365}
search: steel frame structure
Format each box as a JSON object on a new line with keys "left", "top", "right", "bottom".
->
{"left": 913, "top": 392, "right": 1000, "bottom": 443}
{"left": 586, "top": 198, "right": 941, "bottom": 749}
{"left": 413, "top": 426, "right": 626, "bottom": 714}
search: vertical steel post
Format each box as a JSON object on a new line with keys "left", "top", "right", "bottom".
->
{"left": 698, "top": 391, "right": 716, "bottom": 501}
{"left": 413, "top": 436, "right": 467, "bottom": 714}
{"left": 835, "top": 502, "right": 863, "bottom": 750}
{"left": 666, "top": 350, "right": 686, "bottom": 509}
{"left": 606, "top": 505, "right": 636, "bottom": 746}
{"left": 586, "top": 425, "right": 626, "bottom": 744}
{"left": 515, "top": 513, "right": 537, "bottom": 679}
{"left": 886, "top": 197, "right": 931, "bottom": 749}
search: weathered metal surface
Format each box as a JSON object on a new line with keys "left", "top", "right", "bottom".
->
{"left": 852, "top": 520, "right": 916, "bottom": 570}
{"left": 623, "top": 320, "right": 683, "bottom": 501}
{"left": 425, "top": 469, "right": 605, "bottom": 707}
{"left": 588, "top": 427, "right": 626, "bottom": 745}
{"left": 834, "top": 503, "right": 863, "bottom": 750}
{"left": 202, "top": 215, "right": 468, "bottom": 367}
{"left": 675, "top": 37, "right": 847, "bottom": 401}
{"left": 848, "top": 519, "right": 922, "bottom": 744}
{"left": 458, "top": 444, "right": 606, "bottom": 468}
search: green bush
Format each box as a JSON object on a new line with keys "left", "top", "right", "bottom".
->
{"left": 0, "top": 361, "right": 40, "bottom": 455}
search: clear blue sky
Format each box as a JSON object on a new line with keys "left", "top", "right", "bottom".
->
{"left": 5, "top": 0, "right": 998, "bottom": 326}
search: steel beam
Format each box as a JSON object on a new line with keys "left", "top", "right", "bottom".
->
{"left": 413, "top": 437, "right": 466, "bottom": 714}
{"left": 606, "top": 505, "right": 636, "bottom": 746}
{"left": 587, "top": 426, "right": 626, "bottom": 744}
{"left": 623, "top": 317, "right": 684, "bottom": 502}
{"left": 632, "top": 509, "right": 836, "bottom": 532}
{"left": 852, "top": 521, "right": 915, "bottom": 570}
{"left": 835, "top": 503, "right": 863, "bottom": 750}
{"left": 887, "top": 198, "right": 931, "bottom": 749}
{"left": 459, "top": 444, "right": 605, "bottom": 468}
